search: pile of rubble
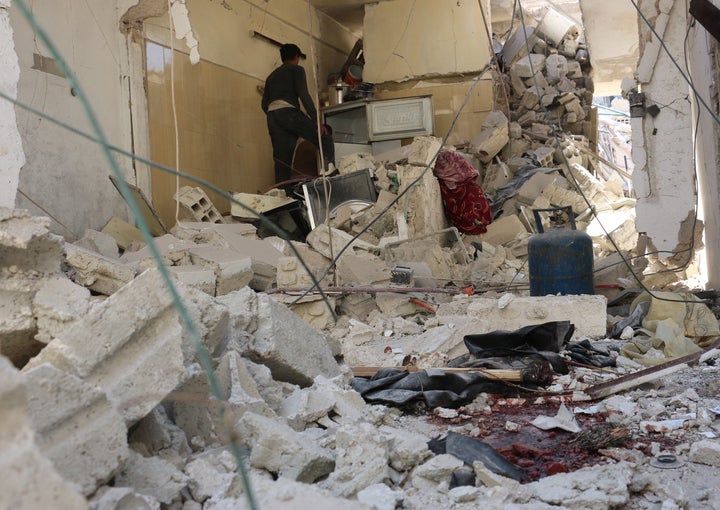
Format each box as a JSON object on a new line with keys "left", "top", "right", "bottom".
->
{"left": 2, "top": 7, "right": 719, "bottom": 510}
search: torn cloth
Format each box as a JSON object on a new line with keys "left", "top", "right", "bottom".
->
{"left": 433, "top": 151, "right": 492, "bottom": 235}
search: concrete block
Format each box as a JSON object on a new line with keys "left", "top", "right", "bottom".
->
{"left": 216, "top": 236, "right": 283, "bottom": 291}
{"left": 517, "top": 173, "right": 562, "bottom": 205}
{"left": 0, "top": 356, "right": 89, "bottom": 510}
{"left": 357, "top": 484, "right": 404, "bottom": 510}
{"left": 128, "top": 405, "right": 191, "bottom": 465}
{"left": 533, "top": 146, "right": 556, "bottom": 168}
{"left": 512, "top": 54, "right": 546, "bottom": 78}
{"left": 379, "top": 425, "right": 433, "bottom": 471}
{"left": 689, "top": 440, "right": 720, "bottom": 467}
{"left": 173, "top": 352, "right": 274, "bottom": 447}
{"left": 184, "top": 448, "right": 237, "bottom": 502}
{"left": 175, "top": 186, "right": 223, "bottom": 224}
{"left": 397, "top": 165, "right": 447, "bottom": 238}
{"left": 89, "top": 487, "right": 160, "bottom": 510}
{"left": 288, "top": 297, "right": 337, "bottom": 331}
{"left": 33, "top": 276, "right": 91, "bottom": 343}
{"left": 517, "top": 110, "right": 537, "bottom": 127}
{"left": 190, "top": 246, "right": 253, "bottom": 296}
{"left": 339, "top": 293, "right": 379, "bottom": 321}
{"left": 101, "top": 216, "right": 145, "bottom": 251}
{"left": 470, "top": 111, "right": 509, "bottom": 164}
{"left": 0, "top": 280, "right": 43, "bottom": 367}
{"left": 115, "top": 450, "right": 189, "bottom": 504}
{"left": 280, "top": 375, "right": 366, "bottom": 431}
{"left": 479, "top": 214, "right": 527, "bottom": 246}
{"left": 407, "top": 136, "right": 443, "bottom": 167}
{"left": 545, "top": 54, "right": 569, "bottom": 84}
{"left": 24, "top": 269, "right": 187, "bottom": 423}
{"left": 215, "top": 286, "right": 258, "bottom": 337}
{"left": 65, "top": 243, "right": 136, "bottom": 295}
{"left": 242, "top": 358, "right": 297, "bottom": 414}
{"left": 238, "top": 412, "right": 335, "bottom": 483}
{"left": 75, "top": 229, "right": 120, "bottom": 259}
{"left": 120, "top": 234, "right": 198, "bottom": 269}
{"left": 338, "top": 152, "right": 375, "bottom": 175}
{"left": 0, "top": 208, "right": 63, "bottom": 275}
{"left": 306, "top": 226, "right": 378, "bottom": 259}
{"left": 167, "top": 265, "right": 217, "bottom": 296}
{"left": 337, "top": 252, "right": 391, "bottom": 286}
{"left": 246, "top": 294, "right": 341, "bottom": 386}
{"left": 412, "top": 454, "right": 464, "bottom": 489}
{"left": 23, "top": 363, "right": 129, "bottom": 494}
{"left": 437, "top": 293, "right": 607, "bottom": 339}
{"left": 322, "top": 422, "right": 391, "bottom": 498}
{"left": 276, "top": 248, "right": 332, "bottom": 288}
{"left": 178, "top": 284, "right": 230, "bottom": 365}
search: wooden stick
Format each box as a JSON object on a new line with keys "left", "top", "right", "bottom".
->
{"left": 585, "top": 338, "right": 720, "bottom": 400}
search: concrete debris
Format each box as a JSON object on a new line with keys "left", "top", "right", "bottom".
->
{"left": 2, "top": 3, "right": 718, "bottom": 508}
{"left": 23, "top": 363, "right": 129, "bottom": 495}
{"left": 0, "top": 356, "right": 89, "bottom": 510}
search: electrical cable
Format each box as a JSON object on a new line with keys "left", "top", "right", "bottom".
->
{"left": 167, "top": 0, "right": 181, "bottom": 223}
{"left": 515, "top": 0, "right": 707, "bottom": 305}
{"left": 11, "top": 3, "right": 260, "bottom": 507}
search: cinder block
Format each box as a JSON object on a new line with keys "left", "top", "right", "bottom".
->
{"left": 23, "top": 363, "right": 129, "bottom": 495}
{"left": 172, "top": 221, "right": 256, "bottom": 244}
{"left": 276, "top": 254, "right": 333, "bottom": 288}
{"left": 175, "top": 186, "right": 224, "bottom": 224}
{"left": 407, "top": 136, "right": 443, "bottom": 167}
{"left": 64, "top": 243, "right": 136, "bottom": 295}
{"left": 287, "top": 297, "right": 337, "bottom": 331}
{"left": 245, "top": 294, "right": 341, "bottom": 386}
{"left": 470, "top": 111, "right": 509, "bottom": 163}
{"left": 0, "top": 357, "right": 89, "bottom": 510}
{"left": 32, "top": 276, "right": 91, "bottom": 344}
{"left": 338, "top": 152, "right": 376, "bottom": 175}
{"left": 238, "top": 412, "right": 335, "bottom": 483}
{"left": 101, "top": 216, "right": 145, "bottom": 251}
{"left": 306, "top": 226, "right": 378, "bottom": 260}
{"left": 190, "top": 246, "right": 253, "bottom": 296}
{"left": 23, "top": 269, "right": 187, "bottom": 424}
{"left": 512, "top": 54, "right": 546, "bottom": 78}
{"left": 545, "top": 54, "right": 569, "bottom": 84}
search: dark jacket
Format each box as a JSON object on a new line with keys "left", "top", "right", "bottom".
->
{"left": 261, "top": 63, "right": 317, "bottom": 122}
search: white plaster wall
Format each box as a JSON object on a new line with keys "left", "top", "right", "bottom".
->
{"left": 631, "top": 0, "right": 694, "bottom": 254}
{"left": 363, "top": 0, "right": 492, "bottom": 83}
{"left": 579, "top": 0, "right": 639, "bottom": 96}
{"left": 0, "top": 0, "right": 24, "bottom": 208}
{"left": 687, "top": 2, "right": 720, "bottom": 288}
{"left": 10, "top": 0, "right": 134, "bottom": 238}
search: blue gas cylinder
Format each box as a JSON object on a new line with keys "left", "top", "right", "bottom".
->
{"left": 528, "top": 207, "right": 594, "bottom": 296}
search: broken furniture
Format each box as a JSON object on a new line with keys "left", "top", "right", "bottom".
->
{"left": 322, "top": 96, "right": 434, "bottom": 160}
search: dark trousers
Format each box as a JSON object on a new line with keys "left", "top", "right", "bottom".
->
{"left": 267, "top": 108, "right": 335, "bottom": 184}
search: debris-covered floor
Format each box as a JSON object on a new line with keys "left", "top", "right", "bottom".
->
{"left": 3, "top": 3, "right": 720, "bottom": 510}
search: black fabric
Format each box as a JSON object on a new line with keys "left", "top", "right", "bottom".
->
{"left": 262, "top": 63, "right": 317, "bottom": 120}
{"left": 431, "top": 432, "right": 528, "bottom": 481}
{"left": 350, "top": 368, "right": 508, "bottom": 408}
{"left": 565, "top": 339, "right": 617, "bottom": 367}
{"left": 463, "top": 321, "right": 575, "bottom": 355}
{"left": 489, "top": 166, "right": 561, "bottom": 217}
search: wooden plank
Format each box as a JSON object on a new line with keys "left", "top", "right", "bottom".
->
{"left": 109, "top": 175, "right": 168, "bottom": 237}
{"left": 351, "top": 366, "right": 524, "bottom": 381}
{"left": 585, "top": 339, "right": 720, "bottom": 400}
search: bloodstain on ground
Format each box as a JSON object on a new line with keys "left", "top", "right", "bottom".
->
{"left": 427, "top": 397, "right": 682, "bottom": 482}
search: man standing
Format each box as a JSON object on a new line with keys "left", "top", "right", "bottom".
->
{"left": 261, "top": 43, "right": 334, "bottom": 184}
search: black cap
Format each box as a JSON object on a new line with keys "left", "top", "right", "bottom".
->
{"left": 280, "top": 43, "right": 303, "bottom": 61}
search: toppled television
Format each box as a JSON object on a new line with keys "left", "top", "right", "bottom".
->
{"left": 302, "top": 169, "right": 378, "bottom": 230}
